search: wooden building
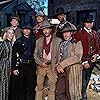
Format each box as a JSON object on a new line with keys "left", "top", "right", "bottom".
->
{"left": 0, "top": 0, "right": 36, "bottom": 29}
{"left": 48, "top": 0, "right": 100, "bottom": 30}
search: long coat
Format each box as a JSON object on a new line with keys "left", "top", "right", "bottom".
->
{"left": 0, "top": 40, "right": 12, "bottom": 100}
{"left": 34, "top": 35, "right": 62, "bottom": 73}
{"left": 57, "top": 40, "right": 83, "bottom": 100}
{"left": 74, "top": 29, "right": 99, "bottom": 62}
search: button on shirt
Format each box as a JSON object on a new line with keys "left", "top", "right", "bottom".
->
{"left": 20, "top": 37, "right": 32, "bottom": 60}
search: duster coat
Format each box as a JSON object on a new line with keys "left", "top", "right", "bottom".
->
{"left": 57, "top": 40, "right": 83, "bottom": 100}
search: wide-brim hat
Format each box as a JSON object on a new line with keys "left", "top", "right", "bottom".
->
{"left": 35, "top": 11, "right": 45, "bottom": 17}
{"left": 40, "top": 20, "right": 54, "bottom": 29}
{"left": 55, "top": 7, "right": 65, "bottom": 16}
{"left": 11, "top": 15, "right": 20, "bottom": 21}
{"left": 82, "top": 15, "right": 94, "bottom": 23}
{"left": 59, "top": 22, "right": 77, "bottom": 34}
{"left": 22, "top": 24, "right": 33, "bottom": 30}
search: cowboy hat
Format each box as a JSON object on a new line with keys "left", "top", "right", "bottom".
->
{"left": 40, "top": 20, "right": 54, "bottom": 29}
{"left": 55, "top": 7, "right": 65, "bottom": 16}
{"left": 22, "top": 24, "right": 33, "bottom": 30}
{"left": 11, "top": 15, "right": 20, "bottom": 21}
{"left": 59, "top": 22, "right": 77, "bottom": 33}
{"left": 35, "top": 11, "right": 45, "bottom": 17}
{"left": 82, "top": 15, "right": 94, "bottom": 23}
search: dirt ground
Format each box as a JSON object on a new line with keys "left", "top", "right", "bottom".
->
{"left": 87, "top": 66, "right": 100, "bottom": 100}
{"left": 87, "top": 88, "right": 100, "bottom": 100}
{"left": 43, "top": 67, "right": 100, "bottom": 100}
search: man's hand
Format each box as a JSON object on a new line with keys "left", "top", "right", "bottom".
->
{"left": 91, "top": 54, "right": 98, "bottom": 62}
{"left": 42, "top": 62, "right": 48, "bottom": 68}
{"left": 56, "top": 64, "right": 64, "bottom": 73}
{"left": 83, "top": 63, "right": 90, "bottom": 69}
{"left": 13, "top": 69, "right": 19, "bottom": 75}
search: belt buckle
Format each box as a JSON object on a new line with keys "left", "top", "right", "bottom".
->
{"left": 20, "top": 59, "right": 30, "bottom": 63}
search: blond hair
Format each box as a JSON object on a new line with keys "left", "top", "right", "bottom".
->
{"left": 3, "top": 28, "right": 16, "bottom": 43}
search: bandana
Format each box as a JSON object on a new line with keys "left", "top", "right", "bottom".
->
{"left": 43, "top": 37, "right": 52, "bottom": 55}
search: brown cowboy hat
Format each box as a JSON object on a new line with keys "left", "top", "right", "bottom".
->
{"left": 11, "top": 15, "right": 20, "bottom": 21}
{"left": 40, "top": 20, "right": 54, "bottom": 29}
{"left": 59, "top": 22, "right": 77, "bottom": 33}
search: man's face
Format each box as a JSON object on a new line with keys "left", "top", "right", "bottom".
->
{"left": 22, "top": 29, "right": 31, "bottom": 36}
{"left": 10, "top": 19, "right": 19, "bottom": 27}
{"left": 57, "top": 14, "right": 65, "bottom": 22}
{"left": 84, "top": 22, "right": 93, "bottom": 30}
{"left": 43, "top": 27, "right": 52, "bottom": 37}
{"left": 63, "top": 31, "right": 72, "bottom": 40}
{"left": 36, "top": 15, "right": 44, "bottom": 23}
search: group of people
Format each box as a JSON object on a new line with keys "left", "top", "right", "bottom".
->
{"left": 0, "top": 7, "right": 99, "bottom": 100}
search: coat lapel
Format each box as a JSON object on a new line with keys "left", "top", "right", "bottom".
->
{"left": 82, "top": 30, "right": 89, "bottom": 42}
{"left": 51, "top": 36, "right": 56, "bottom": 58}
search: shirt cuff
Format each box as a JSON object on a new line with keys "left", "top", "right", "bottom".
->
{"left": 82, "top": 61, "right": 88, "bottom": 65}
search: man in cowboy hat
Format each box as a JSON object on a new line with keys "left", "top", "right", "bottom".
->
{"left": 9, "top": 24, "right": 36, "bottom": 100}
{"left": 1, "top": 15, "right": 22, "bottom": 41}
{"left": 56, "top": 22, "right": 83, "bottom": 100}
{"left": 34, "top": 20, "right": 62, "bottom": 100}
{"left": 33, "top": 11, "right": 46, "bottom": 39}
{"left": 55, "top": 7, "right": 74, "bottom": 39}
{"left": 74, "top": 15, "right": 99, "bottom": 100}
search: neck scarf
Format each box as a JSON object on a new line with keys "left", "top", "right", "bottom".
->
{"left": 43, "top": 37, "right": 52, "bottom": 55}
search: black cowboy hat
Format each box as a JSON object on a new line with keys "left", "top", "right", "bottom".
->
{"left": 22, "top": 24, "right": 33, "bottom": 30}
{"left": 83, "top": 15, "right": 94, "bottom": 23}
{"left": 55, "top": 7, "right": 65, "bottom": 16}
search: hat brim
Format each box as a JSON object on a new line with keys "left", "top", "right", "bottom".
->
{"left": 82, "top": 19, "right": 95, "bottom": 23}
{"left": 22, "top": 27, "right": 33, "bottom": 30}
{"left": 60, "top": 29, "right": 77, "bottom": 34}
{"left": 11, "top": 17, "right": 20, "bottom": 21}
{"left": 56, "top": 12, "right": 66, "bottom": 17}
{"left": 83, "top": 21, "right": 94, "bottom": 23}
{"left": 35, "top": 14, "right": 45, "bottom": 17}
{"left": 40, "top": 25, "right": 54, "bottom": 30}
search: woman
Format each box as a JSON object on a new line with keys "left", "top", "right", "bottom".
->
{"left": 0, "top": 28, "right": 14, "bottom": 100}
{"left": 56, "top": 22, "right": 83, "bottom": 100}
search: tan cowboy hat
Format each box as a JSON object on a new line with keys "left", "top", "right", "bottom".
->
{"left": 35, "top": 11, "right": 45, "bottom": 17}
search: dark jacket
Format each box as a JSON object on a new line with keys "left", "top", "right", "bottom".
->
{"left": 11, "top": 35, "right": 36, "bottom": 70}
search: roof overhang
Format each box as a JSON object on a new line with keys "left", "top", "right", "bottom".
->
{"left": 0, "top": 0, "right": 12, "bottom": 5}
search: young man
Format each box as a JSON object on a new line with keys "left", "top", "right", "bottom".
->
{"left": 55, "top": 7, "right": 73, "bottom": 39}
{"left": 74, "top": 15, "right": 99, "bottom": 100}
{"left": 34, "top": 20, "right": 62, "bottom": 100}
{"left": 33, "top": 11, "right": 45, "bottom": 39}
{"left": 56, "top": 23, "right": 83, "bottom": 100}
{"left": 9, "top": 24, "right": 36, "bottom": 100}
{"left": 1, "top": 15, "right": 22, "bottom": 40}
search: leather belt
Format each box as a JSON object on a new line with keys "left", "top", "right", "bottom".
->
{"left": 20, "top": 59, "right": 31, "bottom": 63}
